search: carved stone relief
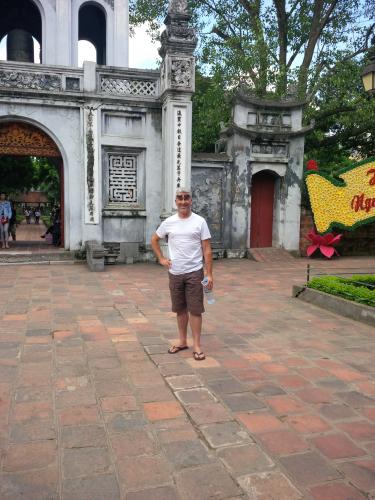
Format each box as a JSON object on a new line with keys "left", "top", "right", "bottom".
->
{"left": 108, "top": 154, "right": 138, "bottom": 203}
{"left": 192, "top": 167, "right": 223, "bottom": 244}
{"left": 171, "top": 58, "right": 192, "bottom": 88}
{"left": 168, "top": 0, "right": 188, "bottom": 14}
{"left": 252, "top": 142, "right": 288, "bottom": 156}
{"left": 86, "top": 109, "right": 95, "bottom": 223}
{"left": 0, "top": 122, "right": 60, "bottom": 157}
{"left": 0, "top": 70, "right": 61, "bottom": 91}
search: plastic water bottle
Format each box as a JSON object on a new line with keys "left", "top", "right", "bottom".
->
{"left": 201, "top": 277, "right": 215, "bottom": 304}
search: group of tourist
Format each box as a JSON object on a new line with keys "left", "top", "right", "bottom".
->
{"left": 24, "top": 206, "right": 41, "bottom": 224}
{"left": 0, "top": 193, "right": 61, "bottom": 249}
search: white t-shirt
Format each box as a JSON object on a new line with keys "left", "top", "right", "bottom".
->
{"left": 156, "top": 212, "right": 211, "bottom": 275}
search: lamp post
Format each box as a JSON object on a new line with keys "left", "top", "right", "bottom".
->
{"left": 362, "top": 37, "right": 375, "bottom": 95}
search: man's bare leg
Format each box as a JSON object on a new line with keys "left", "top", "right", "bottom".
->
{"left": 189, "top": 313, "right": 202, "bottom": 353}
{"left": 177, "top": 310, "right": 189, "bottom": 346}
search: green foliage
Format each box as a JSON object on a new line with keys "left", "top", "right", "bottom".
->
{"left": 192, "top": 70, "right": 231, "bottom": 152}
{"left": 307, "top": 275, "right": 375, "bottom": 308}
{"left": 0, "top": 156, "right": 35, "bottom": 192}
{"left": 0, "top": 156, "right": 60, "bottom": 204}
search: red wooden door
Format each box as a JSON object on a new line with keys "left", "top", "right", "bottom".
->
{"left": 59, "top": 159, "right": 64, "bottom": 248}
{"left": 250, "top": 171, "right": 275, "bottom": 247}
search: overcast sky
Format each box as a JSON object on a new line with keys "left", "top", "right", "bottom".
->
{"left": 0, "top": 24, "right": 160, "bottom": 69}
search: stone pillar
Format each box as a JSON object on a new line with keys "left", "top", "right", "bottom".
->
{"left": 159, "top": 0, "right": 197, "bottom": 217}
{"left": 114, "top": 0, "right": 129, "bottom": 67}
{"left": 56, "top": 0, "right": 71, "bottom": 66}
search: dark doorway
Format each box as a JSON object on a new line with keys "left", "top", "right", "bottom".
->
{"left": 250, "top": 171, "right": 276, "bottom": 248}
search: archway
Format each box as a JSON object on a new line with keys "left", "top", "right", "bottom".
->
{"left": 0, "top": 121, "right": 64, "bottom": 248}
{"left": 0, "top": 0, "right": 42, "bottom": 63}
{"left": 79, "top": 3, "right": 106, "bottom": 65}
{"left": 250, "top": 170, "right": 277, "bottom": 248}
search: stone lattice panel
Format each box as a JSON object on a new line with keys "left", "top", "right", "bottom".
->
{"left": 101, "top": 77, "right": 157, "bottom": 96}
{"left": 108, "top": 154, "right": 138, "bottom": 203}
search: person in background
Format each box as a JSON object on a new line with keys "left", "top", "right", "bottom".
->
{"left": 0, "top": 193, "right": 12, "bottom": 249}
{"left": 34, "top": 208, "right": 41, "bottom": 224}
{"left": 8, "top": 201, "right": 17, "bottom": 241}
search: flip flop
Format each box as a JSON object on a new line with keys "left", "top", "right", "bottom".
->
{"left": 168, "top": 345, "right": 189, "bottom": 354}
{"left": 193, "top": 351, "right": 206, "bottom": 361}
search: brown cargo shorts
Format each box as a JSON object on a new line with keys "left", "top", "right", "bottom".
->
{"left": 168, "top": 268, "right": 205, "bottom": 315}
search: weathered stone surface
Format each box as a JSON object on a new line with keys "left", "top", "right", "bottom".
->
{"left": 221, "top": 392, "right": 265, "bottom": 412}
{"left": 163, "top": 439, "right": 214, "bottom": 469}
{"left": 117, "top": 455, "right": 171, "bottom": 490}
{"left": 62, "top": 448, "right": 112, "bottom": 478}
{"left": 62, "top": 474, "right": 121, "bottom": 500}
{"left": 218, "top": 444, "right": 274, "bottom": 475}
{"left": 280, "top": 452, "right": 341, "bottom": 486}
{"left": 175, "top": 388, "right": 217, "bottom": 405}
{"left": 61, "top": 424, "right": 107, "bottom": 448}
{"left": 238, "top": 472, "right": 303, "bottom": 499}
{"left": 200, "top": 421, "right": 250, "bottom": 448}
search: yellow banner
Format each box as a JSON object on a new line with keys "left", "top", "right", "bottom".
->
{"left": 306, "top": 159, "right": 375, "bottom": 233}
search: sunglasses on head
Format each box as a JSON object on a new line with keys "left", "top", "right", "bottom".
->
{"left": 176, "top": 194, "right": 191, "bottom": 201}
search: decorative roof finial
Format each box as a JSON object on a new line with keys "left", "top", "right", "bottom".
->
{"left": 168, "top": 0, "right": 188, "bottom": 15}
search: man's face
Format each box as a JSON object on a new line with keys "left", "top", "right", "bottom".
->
{"left": 0, "top": 193, "right": 5, "bottom": 201}
{"left": 175, "top": 192, "right": 192, "bottom": 216}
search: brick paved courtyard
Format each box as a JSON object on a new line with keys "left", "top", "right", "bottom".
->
{"left": 0, "top": 257, "right": 374, "bottom": 499}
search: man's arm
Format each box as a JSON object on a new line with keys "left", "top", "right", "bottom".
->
{"left": 151, "top": 232, "right": 172, "bottom": 268}
{"left": 202, "top": 239, "right": 213, "bottom": 289}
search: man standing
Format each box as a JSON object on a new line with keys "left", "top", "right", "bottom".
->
{"left": 151, "top": 188, "right": 213, "bottom": 361}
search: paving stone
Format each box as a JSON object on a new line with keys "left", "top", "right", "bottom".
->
{"left": 280, "top": 451, "right": 342, "bottom": 486}
{"left": 265, "top": 395, "right": 306, "bottom": 414}
{"left": 286, "top": 414, "right": 331, "bottom": 434}
{"left": 62, "top": 474, "right": 121, "bottom": 500}
{"left": 0, "top": 466, "right": 58, "bottom": 500}
{"left": 200, "top": 421, "right": 250, "bottom": 448}
{"left": 10, "top": 420, "right": 56, "bottom": 442}
{"left": 105, "top": 412, "right": 148, "bottom": 433}
{"left": 163, "top": 439, "right": 214, "bottom": 469}
{"left": 175, "top": 388, "right": 217, "bottom": 405}
{"left": 312, "top": 433, "right": 365, "bottom": 459}
{"left": 309, "top": 482, "right": 366, "bottom": 500}
{"left": 117, "top": 455, "right": 171, "bottom": 490}
{"left": 159, "top": 363, "right": 194, "bottom": 377}
{"left": 94, "top": 379, "right": 132, "bottom": 397}
{"left": 185, "top": 402, "right": 232, "bottom": 425}
{"left": 3, "top": 440, "right": 57, "bottom": 472}
{"left": 237, "top": 412, "right": 284, "bottom": 434}
{"left": 318, "top": 403, "right": 357, "bottom": 420}
{"left": 217, "top": 444, "right": 274, "bottom": 475}
{"left": 253, "top": 384, "right": 287, "bottom": 396}
{"left": 185, "top": 357, "right": 221, "bottom": 369}
{"left": 111, "top": 430, "right": 158, "bottom": 459}
{"left": 14, "top": 386, "right": 52, "bottom": 402}
{"left": 295, "top": 387, "right": 333, "bottom": 404}
{"left": 58, "top": 405, "right": 101, "bottom": 426}
{"left": 338, "top": 420, "right": 375, "bottom": 440}
{"left": 207, "top": 377, "right": 247, "bottom": 395}
{"left": 144, "top": 401, "right": 184, "bottom": 421}
{"left": 135, "top": 385, "right": 175, "bottom": 403}
{"left": 61, "top": 424, "right": 107, "bottom": 448}
{"left": 238, "top": 472, "right": 303, "bottom": 499}
{"left": 221, "top": 392, "right": 265, "bottom": 412}
{"left": 125, "top": 485, "right": 180, "bottom": 500}
{"left": 258, "top": 429, "right": 309, "bottom": 455}
{"left": 337, "top": 391, "right": 375, "bottom": 408}
{"left": 56, "top": 387, "right": 97, "bottom": 408}
{"left": 11, "top": 401, "right": 53, "bottom": 423}
{"left": 197, "top": 368, "right": 232, "bottom": 382}
{"left": 175, "top": 462, "right": 241, "bottom": 500}
{"left": 62, "top": 447, "right": 112, "bottom": 478}
{"left": 338, "top": 460, "right": 375, "bottom": 491}
{"left": 139, "top": 337, "right": 168, "bottom": 346}
{"left": 165, "top": 375, "right": 203, "bottom": 391}
{"left": 100, "top": 395, "right": 138, "bottom": 412}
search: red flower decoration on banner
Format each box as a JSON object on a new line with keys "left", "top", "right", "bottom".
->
{"left": 306, "top": 159, "right": 318, "bottom": 171}
{"left": 306, "top": 230, "right": 342, "bottom": 258}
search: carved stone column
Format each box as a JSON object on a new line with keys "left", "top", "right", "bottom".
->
{"left": 159, "top": 0, "right": 197, "bottom": 217}
{"left": 83, "top": 107, "right": 100, "bottom": 224}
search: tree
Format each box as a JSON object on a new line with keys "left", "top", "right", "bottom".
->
{"left": 0, "top": 156, "right": 34, "bottom": 192}
{"left": 130, "top": 0, "right": 375, "bottom": 154}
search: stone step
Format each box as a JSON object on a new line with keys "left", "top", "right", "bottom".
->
{"left": 0, "top": 250, "right": 79, "bottom": 265}
{"left": 248, "top": 247, "right": 296, "bottom": 263}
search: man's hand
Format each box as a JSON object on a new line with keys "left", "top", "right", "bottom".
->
{"left": 205, "top": 274, "right": 213, "bottom": 290}
{"left": 159, "top": 257, "right": 172, "bottom": 268}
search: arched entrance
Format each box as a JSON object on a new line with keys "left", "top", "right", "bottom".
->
{"left": 0, "top": 121, "right": 64, "bottom": 247}
{"left": 250, "top": 170, "right": 276, "bottom": 248}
